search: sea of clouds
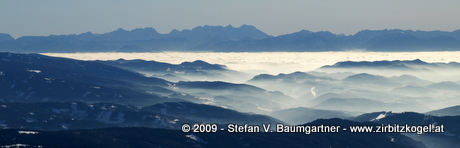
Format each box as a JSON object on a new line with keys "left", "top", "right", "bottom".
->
{"left": 43, "top": 51, "right": 460, "bottom": 75}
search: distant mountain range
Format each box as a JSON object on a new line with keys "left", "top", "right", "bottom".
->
{"left": 320, "top": 59, "right": 460, "bottom": 70}
{"left": 1, "top": 25, "right": 460, "bottom": 52}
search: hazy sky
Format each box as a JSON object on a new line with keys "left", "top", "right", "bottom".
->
{"left": 1, "top": 0, "right": 460, "bottom": 38}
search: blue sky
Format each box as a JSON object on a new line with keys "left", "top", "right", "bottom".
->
{"left": 1, "top": 0, "right": 460, "bottom": 38}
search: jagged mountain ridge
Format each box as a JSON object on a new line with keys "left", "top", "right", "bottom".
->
{"left": 1, "top": 25, "right": 460, "bottom": 52}
{"left": 0, "top": 25, "right": 271, "bottom": 52}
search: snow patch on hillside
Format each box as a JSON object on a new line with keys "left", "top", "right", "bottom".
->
{"left": 371, "top": 111, "right": 392, "bottom": 121}
{"left": 0, "top": 144, "right": 33, "bottom": 148}
{"left": 22, "top": 117, "right": 38, "bottom": 123}
{"left": 28, "top": 70, "right": 41, "bottom": 73}
{"left": 18, "top": 131, "right": 39, "bottom": 134}
{"left": 186, "top": 134, "right": 208, "bottom": 144}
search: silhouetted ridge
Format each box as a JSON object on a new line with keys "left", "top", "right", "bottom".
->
{"left": 1, "top": 26, "right": 460, "bottom": 52}
{"left": 0, "top": 33, "right": 14, "bottom": 42}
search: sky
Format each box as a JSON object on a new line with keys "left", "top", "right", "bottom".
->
{"left": 1, "top": 0, "right": 460, "bottom": 38}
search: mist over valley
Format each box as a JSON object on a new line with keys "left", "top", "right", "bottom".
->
{"left": 1, "top": 25, "right": 460, "bottom": 148}
{"left": 1, "top": 51, "right": 459, "bottom": 147}
{"left": 3, "top": 0, "right": 460, "bottom": 146}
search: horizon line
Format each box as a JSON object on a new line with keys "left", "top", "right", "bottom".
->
{"left": 3, "top": 24, "right": 460, "bottom": 39}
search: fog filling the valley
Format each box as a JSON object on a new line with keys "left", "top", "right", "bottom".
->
{"left": 44, "top": 51, "right": 460, "bottom": 76}
{"left": 43, "top": 51, "right": 460, "bottom": 115}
